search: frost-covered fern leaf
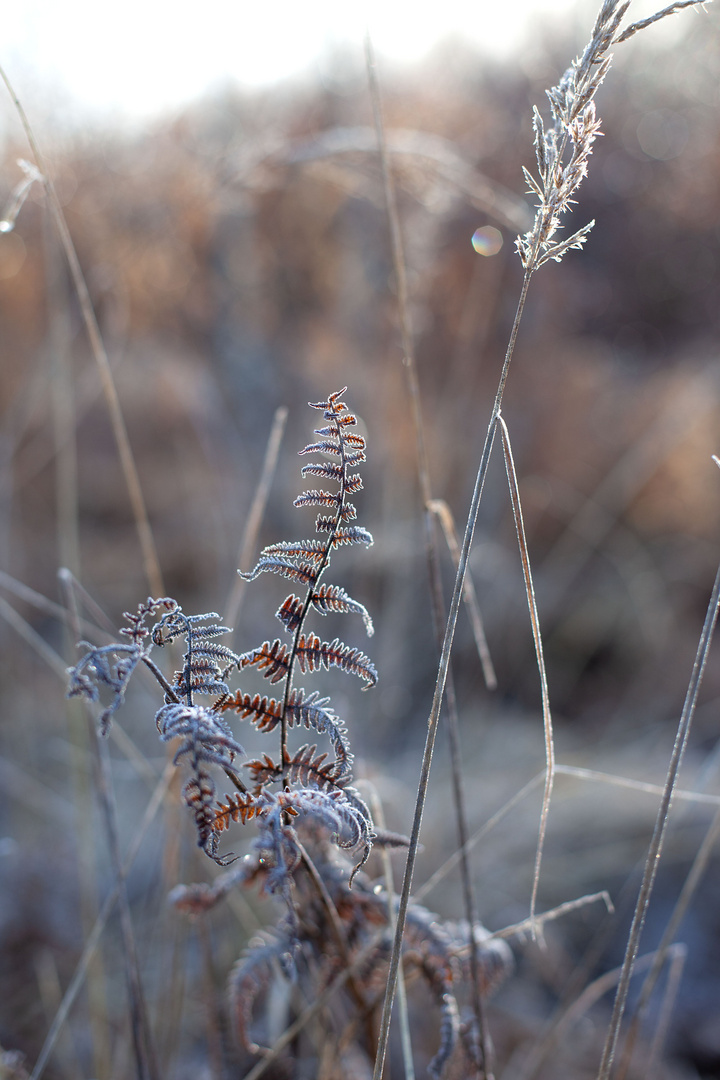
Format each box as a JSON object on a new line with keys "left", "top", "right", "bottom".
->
{"left": 246, "top": 743, "right": 346, "bottom": 793}
{"left": 211, "top": 791, "right": 266, "bottom": 834}
{"left": 156, "top": 703, "right": 245, "bottom": 774}
{"left": 285, "top": 688, "right": 351, "bottom": 769}
{"left": 295, "top": 633, "right": 377, "bottom": 688}
{"left": 225, "top": 388, "right": 376, "bottom": 871}
{"left": 328, "top": 525, "right": 373, "bottom": 548}
{"left": 183, "top": 769, "right": 236, "bottom": 865}
{"left": 229, "top": 931, "right": 292, "bottom": 1055}
{"left": 276, "top": 593, "right": 305, "bottom": 633}
{"left": 238, "top": 556, "right": 319, "bottom": 587}
{"left": 212, "top": 784, "right": 373, "bottom": 895}
{"left": 120, "top": 596, "right": 178, "bottom": 645}
{"left": 260, "top": 539, "right": 327, "bottom": 563}
{"left": 67, "top": 600, "right": 181, "bottom": 736}
{"left": 311, "top": 584, "right": 373, "bottom": 636}
{"left": 272, "top": 787, "right": 372, "bottom": 860}
{"left": 217, "top": 687, "right": 352, "bottom": 772}
{"left": 67, "top": 642, "right": 145, "bottom": 737}
{"left": 293, "top": 488, "right": 344, "bottom": 511}
{"left": 236, "top": 638, "right": 291, "bottom": 684}
{"left": 151, "top": 607, "right": 239, "bottom": 701}
{"left": 156, "top": 702, "right": 247, "bottom": 861}
{"left": 215, "top": 690, "right": 284, "bottom": 731}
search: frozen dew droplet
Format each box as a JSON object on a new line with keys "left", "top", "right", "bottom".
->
{"left": 472, "top": 225, "right": 503, "bottom": 257}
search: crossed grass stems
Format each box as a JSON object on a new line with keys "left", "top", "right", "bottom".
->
{"left": 3, "top": 0, "right": 719, "bottom": 1076}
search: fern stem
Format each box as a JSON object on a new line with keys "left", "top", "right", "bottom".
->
{"left": 280, "top": 401, "right": 349, "bottom": 780}
{"left": 296, "top": 842, "right": 375, "bottom": 1052}
{"left": 142, "top": 656, "right": 182, "bottom": 703}
{"left": 242, "top": 933, "right": 386, "bottom": 1080}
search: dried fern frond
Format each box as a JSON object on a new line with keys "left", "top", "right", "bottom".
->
{"left": 239, "top": 387, "right": 375, "bottom": 801}
{"left": 330, "top": 525, "right": 373, "bottom": 547}
{"left": 311, "top": 584, "right": 374, "bottom": 636}
{"left": 182, "top": 769, "right": 236, "bottom": 864}
{"left": 245, "top": 743, "right": 351, "bottom": 794}
{"left": 120, "top": 596, "right": 178, "bottom": 645}
{"left": 66, "top": 390, "right": 381, "bottom": 1058}
{"left": 155, "top": 702, "right": 245, "bottom": 773}
{"left": 261, "top": 539, "right": 327, "bottom": 563}
{"left": 292, "top": 488, "right": 342, "bottom": 511}
{"left": 295, "top": 633, "right": 378, "bottom": 688}
{"left": 210, "top": 791, "right": 265, "bottom": 833}
{"left": 152, "top": 607, "right": 240, "bottom": 700}
{"left": 238, "top": 555, "right": 320, "bottom": 586}
{"left": 215, "top": 689, "right": 284, "bottom": 729}
{"left": 229, "top": 931, "right": 294, "bottom": 1054}
{"left": 236, "top": 638, "right": 291, "bottom": 684}
{"left": 285, "top": 688, "right": 352, "bottom": 769}
{"left": 276, "top": 593, "right": 305, "bottom": 632}
{"left": 215, "top": 687, "right": 352, "bottom": 771}
{"left": 67, "top": 641, "right": 146, "bottom": 736}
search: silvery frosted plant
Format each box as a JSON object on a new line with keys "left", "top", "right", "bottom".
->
{"left": 517, "top": 0, "right": 703, "bottom": 272}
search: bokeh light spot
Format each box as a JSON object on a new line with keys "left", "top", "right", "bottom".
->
{"left": 471, "top": 225, "right": 503, "bottom": 256}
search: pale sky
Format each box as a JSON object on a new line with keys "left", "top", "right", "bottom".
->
{"left": 1, "top": 0, "right": 701, "bottom": 129}
{"left": 3, "top": 0, "right": 585, "bottom": 124}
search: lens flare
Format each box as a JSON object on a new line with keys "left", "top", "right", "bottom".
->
{"left": 471, "top": 225, "right": 503, "bottom": 256}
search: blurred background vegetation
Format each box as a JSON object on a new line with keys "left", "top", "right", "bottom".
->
{"left": 2, "top": 5, "right": 720, "bottom": 1077}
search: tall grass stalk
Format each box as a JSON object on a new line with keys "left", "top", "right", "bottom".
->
{"left": 371, "top": 0, "right": 711, "bottom": 1076}
{"left": 365, "top": 31, "right": 492, "bottom": 1075}
{"left": 0, "top": 63, "right": 164, "bottom": 596}
{"left": 597, "top": 552, "right": 720, "bottom": 1077}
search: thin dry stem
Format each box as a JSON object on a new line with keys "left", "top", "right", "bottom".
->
{"left": 615, "top": 803, "right": 720, "bottom": 1080}
{"left": 369, "top": 788, "right": 415, "bottom": 1080}
{"left": 226, "top": 405, "right": 288, "bottom": 634}
{"left": 427, "top": 499, "right": 497, "bottom": 690}
{"left": 489, "top": 891, "right": 614, "bottom": 942}
{"left": 555, "top": 763, "right": 720, "bottom": 806}
{"left": 60, "top": 576, "right": 160, "bottom": 1080}
{"left": 366, "top": 31, "right": 492, "bottom": 1078}
{"left": 0, "top": 63, "right": 164, "bottom": 596}
{"left": 499, "top": 417, "right": 555, "bottom": 937}
{"left": 643, "top": 944, "right": 687, "bottom": 1079}
{"left": 413, "top": 774, "right": 546, "bottom": 905}
{"left": 30, "top": 762, "right": 174, "bottom": 1080}
{"left": 554, "top": 948, "right": 674, "bottom": 1049}
{"left": 597, "top": 554, "right": 720, "bottom": 1079}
